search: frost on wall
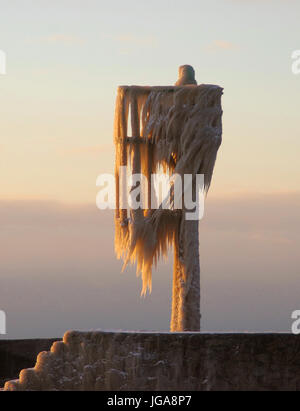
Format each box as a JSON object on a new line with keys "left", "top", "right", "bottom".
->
{"left": 3, "top": 330, "right": 205, "bottom": 391}
{"left": 4, "top": 331, "right": 300, "bottom": 391}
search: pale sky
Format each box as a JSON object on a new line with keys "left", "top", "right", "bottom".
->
{"left": 0, "top": 0, "right": 299, "bottom": 337}
{"left": 1, "top": 193, "right": 299, "bottom": 338}
{"left": 0, "top": 0, "right": 299, "bottom": 202}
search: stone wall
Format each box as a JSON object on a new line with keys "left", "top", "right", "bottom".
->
{"left": 0, "top": 339, "right": 59, "bottom": 387}
{"left": 2, "top": 331, "right": 300, "bottom": 391}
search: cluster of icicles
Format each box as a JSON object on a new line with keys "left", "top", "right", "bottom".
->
{"left": 114, "top": 84, "right": 223, "bottom": 295}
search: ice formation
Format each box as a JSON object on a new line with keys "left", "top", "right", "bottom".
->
{"left": 4, "top": 331, "right": 298, "bottom": 391}
{"left": 114, "top": 68, "right": 223, "bottom": 331}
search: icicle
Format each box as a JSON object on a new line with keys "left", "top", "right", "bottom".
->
{"left": 114, "top": 84, "right": 223, "bottom": 296}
